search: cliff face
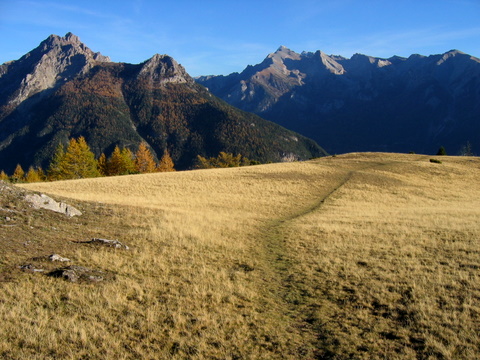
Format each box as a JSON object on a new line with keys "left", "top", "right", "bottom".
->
{"left": 197, "top": 47, "right": 480, "bottom": 155}
{"left": 0, "top": 34, "right": 326, "bottom": 173}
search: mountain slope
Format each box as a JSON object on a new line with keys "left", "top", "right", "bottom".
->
{"left": 0, "top": 34, "right": 326, "bottom": 173}
{"left": 197, "top": 47, "right": 480, "bottom": 155}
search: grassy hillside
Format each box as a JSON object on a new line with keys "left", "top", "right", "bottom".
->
{"left": 1, "top": 153, "right": 479, "bottom": 359}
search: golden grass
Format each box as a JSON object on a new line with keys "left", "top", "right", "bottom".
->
{"left": 277, "top": 154, "right": 480, "bottom": 359}
{"left": 2, "top": 152, "right": 478, "bottom": 359}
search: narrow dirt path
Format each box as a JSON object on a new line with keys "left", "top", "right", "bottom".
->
{"left": 255, "top": 158, "right": 402, "bottom": 357}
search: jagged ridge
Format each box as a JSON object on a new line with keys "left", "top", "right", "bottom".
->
{"left": 197, "top": 47, "right": 480, "bottom": 155}
{"left": 0, "top": 34, "right": 327, "bottom": 173}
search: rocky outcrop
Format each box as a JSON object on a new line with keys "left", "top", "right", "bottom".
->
{"left": 24, "top": 193, "right": 82, "bottom": 217}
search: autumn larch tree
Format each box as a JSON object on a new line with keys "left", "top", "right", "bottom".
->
{"left": 157, "top": 150, "right": 176, "bottom": 172}
{"left": 0, "top": 170, "right": 9, "bottom": 181}
{"left": 62, "top": 137, "right": 99, "bottom": 179}
{"left": 121, "top": 148, "right": 136, "bottom": 174}
{"left": 25, "top": 167, "right": 42, "bottom": 183}
{"left": 196, "top": 152, "right": 247, "bottom": 169}
{"left": 48, "top": 137, "right": 99, "bottom": 180}
{"left": 97, "top": 153, "right": 108, "bottom": 176}
{"left": 107, "top": 146, "right": 135, "bottom": 176}
{"left": 135, "top": 142, "right": 157, "bottom": 173}
{"left": 11, "top": 164, "right": 25, "bottom": 183}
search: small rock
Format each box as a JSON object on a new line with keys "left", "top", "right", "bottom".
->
{"left": 48, "top": 254, "right": 70, "bottom": 262}
{"left": 19, "top": 264, "right": 44, "bottom": 272}
{"left": 48, "top": 265, "right": 109, "bottom": 283}
{"left": 88, "top": 238, "right": 129, "bottom": 250}
{"left": 235, "top": 263, "right": 255, "bottom": 272}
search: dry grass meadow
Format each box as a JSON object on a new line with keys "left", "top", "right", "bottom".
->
{"left": 1, "top": 152, "right": 479, "bottom": 359}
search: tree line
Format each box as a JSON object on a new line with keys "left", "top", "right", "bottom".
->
{"left": 195, "top": 152, "right": 260, "bottom": 169}
{"left": 0, "top": 137, "right": 175, "bottom": 183}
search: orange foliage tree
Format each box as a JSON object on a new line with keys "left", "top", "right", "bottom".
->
{"left": 135, "top": 142, "right": 157, "bottom": 173}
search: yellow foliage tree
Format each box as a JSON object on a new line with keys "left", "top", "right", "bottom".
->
{"left": 0, "top": 170, "right": 9, "bottom": 181}
{"left": 48, "top": 137, "right": 99, "bottom": 180}
{"left": 107, "top": 146, "right": 135, "bottom": 176}
{"left": 11, "top": 164, "right": 25, "bottom": 183}
{"left": 107, "top": 146, "right": 122, "bottom": 176}
{"left": 25, "top": 167, "right": 42, "bottom": 183}
{"left": 157, "top": 150, "right": 175, "bottom": 172}
{"left": 196, "top": 152, "right": 245, "bottom": 169}
{"left": 121, "top": 148, "right": 136, "bottom": 174}
{"left": 37, "top": 167, "right": 46, "bottom": 181}
{"left": 135, "top": 142, "right": 157, "bottom": 173}
{"left": 97, "top": 153, "right": 108, "bottom": 176}
{"left": 61, "top": 137, "right": 100, "bottom": 179}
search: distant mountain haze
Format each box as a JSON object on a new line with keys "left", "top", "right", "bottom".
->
{"left": 0, "top": 34, "right": 326, "bottom": 173}
{"left": 196, "top": 46, "right": 480, "bottom": 155}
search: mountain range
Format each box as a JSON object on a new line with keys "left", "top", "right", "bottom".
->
{"left": 0, "top": 33, "right": 325, "bottom": 173}
{"left": 197, "top": 46, "right": 480, "bottom": 155}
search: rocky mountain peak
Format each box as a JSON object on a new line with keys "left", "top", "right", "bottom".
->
{"left": 252, "top": 46, "right": 302, "bottom": 79}
{"left": 65, "top": 31, "right": 79, "bottom": 42}
{"left": 1, "top": 33, "right": 111, "bottom": 107}
{"left": 436, "top": 49, "right": 469, "bottom": 65}
{"left": 269, "top": 46, "right": 302, "bottom": 62}
{"left": 315, "top": 51, "right": 346, "bottom": 74}
{"left": 347, "top": 53, "right": 392, "bottom": 70}
{"left": 43, "top": 32, "right": 80, "bottom": 47}
{"left": 38, "top": 32, "right": 110, "bottom": 61}
{"left": 138, "top": 54, "right": 193, "bottom": 85}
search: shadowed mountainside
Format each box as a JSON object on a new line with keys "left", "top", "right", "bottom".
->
{"left": 197, "top": 46, "right": 480, "bottom": 155}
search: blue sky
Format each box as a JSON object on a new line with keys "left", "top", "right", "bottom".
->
{"left": 1, "top": 0, "right": 480, "bottom": 76}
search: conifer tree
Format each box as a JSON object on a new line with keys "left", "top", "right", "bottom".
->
{"left": 50, "top": 137, "right": 99, "bottom": 180}
{"left": 107, "top": 146, "right": 122, "bottom": 176}
{"left": 195, "top": 152, "right": 245, "bottom": 169}
{"left": 107, "top": 146, "right": 135, "bottom": 176}
{"left": 157, "top": 150, "right": 175, "bottom": 172}
{"left": 97, "top": 153, "right": 108, "bottom": 176}
{"left": 0, "top": 170, "right": 9, "bottom": 182}
{"left": 196, "top": 155, "right": 214, "bottom": 169}
{"left": 62, "top": 137, "right": 99, "bottom": 179}
{"left": 135, "top": 142, "right": 157, "bottom": 173}
{"left": 11, "top": 164, "right": 25, "bottom": 183}
{"left": 121, "top": 148, "right": 136, "bottom": 174}
{"left": 217, "top": 152, "right": 242, "bottom": 167}
{"left": 437, "top": 146, "right": 447, "bottom": 156}
{"left": 36, "top": 167, "right": 46, "bottom": 181}
{"left": 25, "top": 167, "right": 41, "bottom": 183}
{"left": 48, "top": 143, "right": 66, "bottom": 180}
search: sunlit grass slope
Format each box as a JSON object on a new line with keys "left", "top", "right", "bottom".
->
{"left": 5, "top": 152, "right": 479, "bottom": 359}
